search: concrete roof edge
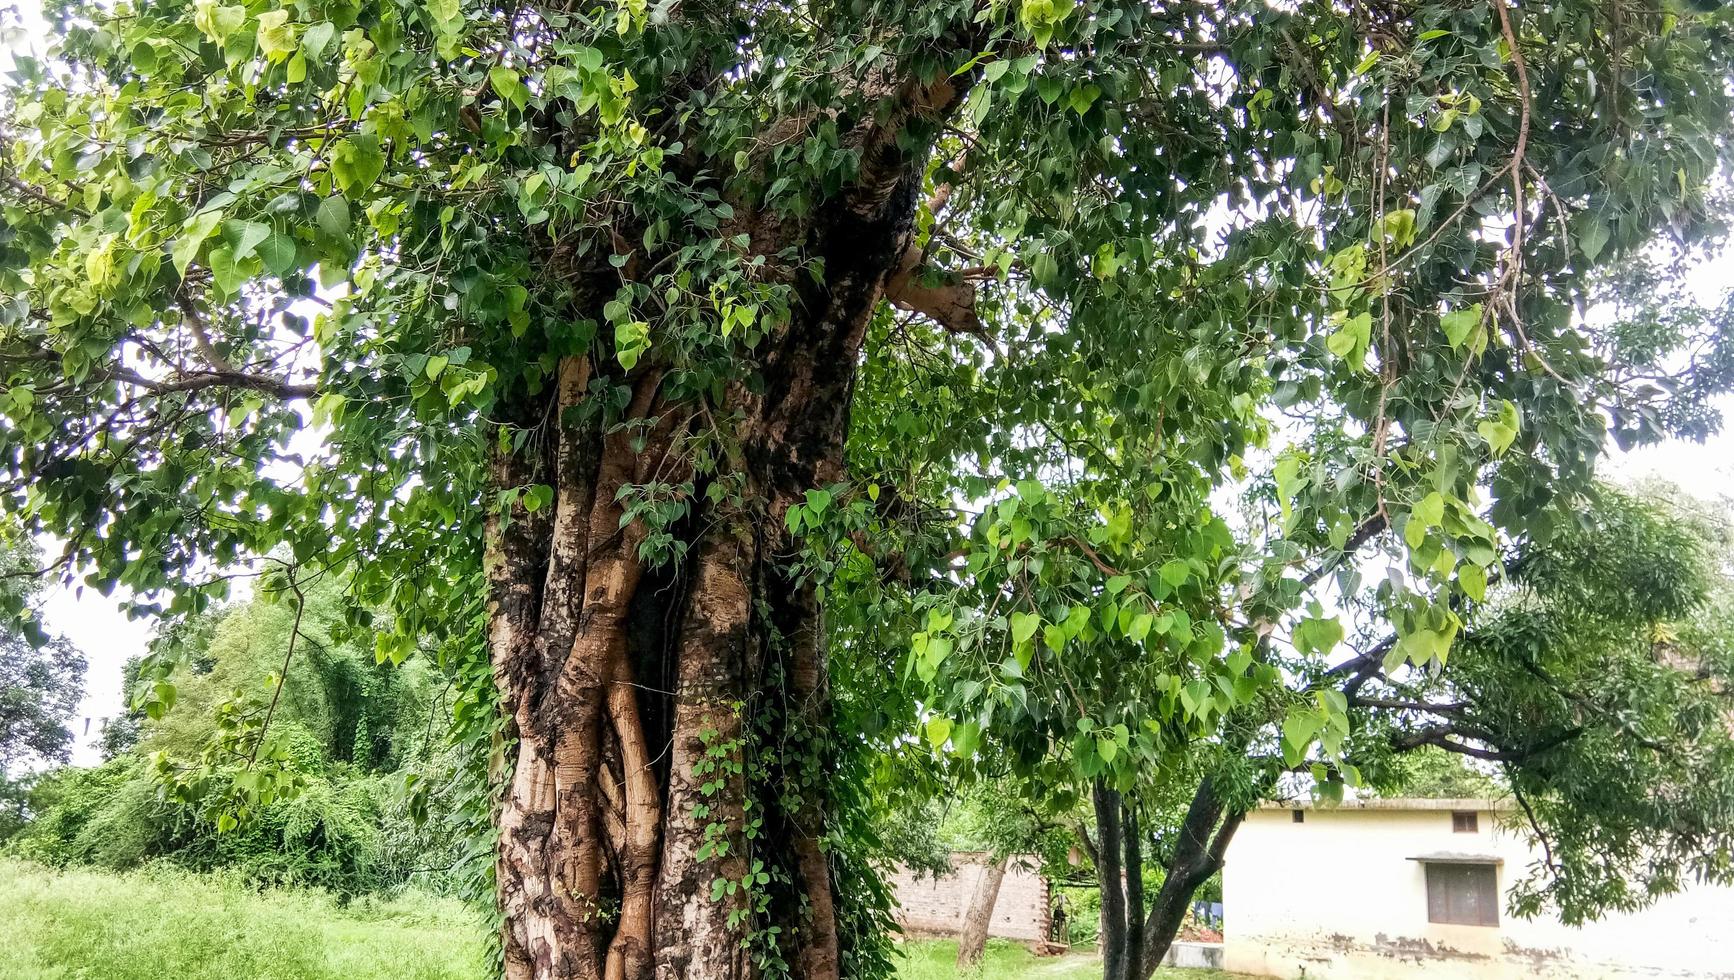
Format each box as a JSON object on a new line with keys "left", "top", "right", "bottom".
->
{"left": 1257, "top": 797, "right": 1518, "bottom": 812}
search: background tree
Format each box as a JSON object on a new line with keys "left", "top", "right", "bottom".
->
{"left": 0, "top": 541, "right": 85, "bottom": 839}
{"left": 5, "top": 2, "right": 1734, "bottom": 980}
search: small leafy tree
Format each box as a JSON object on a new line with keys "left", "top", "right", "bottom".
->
{"left": 0, "top": 542, "right": 85, "bottom": 838}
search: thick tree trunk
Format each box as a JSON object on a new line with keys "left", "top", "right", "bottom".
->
{"left": 955, "top": 856, "right": 1009, "bottom": 970}
{"left": 1134, "top": 778, "right": 1245, "bottom": 980}
{"left": 479, "top": 75, "right": 958, "bottom": 973}
{"left": 1122, "top": 803, "right": 1144, "bottom": 980}
{"left": 1092, "top": 781, "right": 1128, "bottom": 980}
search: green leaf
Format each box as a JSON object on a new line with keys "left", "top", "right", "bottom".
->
{"left": 315, "top": 196, "right": 351, "bottom": 235}
{"left": 208, "top": 245, "right": 249, "bottom": 296}
{"left": 1326, "top": 311, "right": 1372, "bottom": 365}
{"left": 804, "top": 488, "right": 831, "bottom": 515}
{"left": 194, "top": 3, "right": 246, "bottom": 43}
{"left": 1413, "top": 491, "right": 1446, "bottom": 528}
{"left": 1478, "top": 400, "right": 1519, "bottom": 456}
{"left": 256, "top": 9, "right": 297, "bottom": 61}
{"left": 1282, "top": 709, "right": 1324, "bottom": 764}
{"left": 301, "top": 21, "right": 336, "bottom": 61}
{"left": 1096, "top": 734, "right": 1117, "bottom": 763}
{"left": 258, "top": 234, "right": 298, "bottom": 275}
{"left": 1459, "top": 564, "right": 1487, "bottom": 602}
{"left": 172, "top": 209, "right": 226, "bottom": 278}
{"left": 1129, "top": 612, "right": 1154, "bottom": 643}
{"left": 1159, "top": 559, "right": 1189, "bottom": 589}
{"left": 1440, "top": 305, "right": 1482, "bottom": 348}
{"left": 222, "top": 219, "right": 270, "bottom": 261}
{"left": 924, "top": 716, "right": 953, "bottom": 751}
{"left": 490, "top": 67, "right": 529, "bottom": 111}
{"left": 331, "top": 135, "right": 386, "bottom": 196}
{"left": 1576, "top": 215, "right": 1610, "bottom": 263}
{"left": 1293, "top": 616, "right": 1344, "bottom": 656}
{"left": 129, "top": 41, "right": 158, "bottom": 73}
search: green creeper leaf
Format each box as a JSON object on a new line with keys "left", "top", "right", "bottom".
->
{"left": 1010, "top": 611, "right": 1040, "bottom": 644}
{"left": 331, "top": 135, "right": 386, "bottom": 196}
{"left": 172, "top": 209, "right": 226, "bottom": 278}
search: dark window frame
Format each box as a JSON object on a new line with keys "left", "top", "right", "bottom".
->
{"left": 1424, "top": 862, "right": 1499, "bottom": 927}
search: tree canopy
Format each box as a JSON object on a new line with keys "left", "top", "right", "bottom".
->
{"left": 4, "top": 0, "right": 1734, "bottom": 977}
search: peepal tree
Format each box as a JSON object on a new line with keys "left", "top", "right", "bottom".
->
{"left": 3, "top": 1, "right": 1734, "bottom": 979}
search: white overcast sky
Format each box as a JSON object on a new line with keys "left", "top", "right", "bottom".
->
{"left": 5, "top": 3, "right": 1731, "bottom": 765}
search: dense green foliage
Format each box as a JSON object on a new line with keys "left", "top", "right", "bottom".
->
{"left": 0, "top": 541, "right": 84, "bottom": 838}
{"left": 1383, "top": 485, "right": 1734, "bottom": 921}
{"left": 6, "top": 580, "right": 467, "bottom": 898}
{"left": 0, "top": 858, "right": 483, "bottom": 980}
{"left": 5, "top": 0, "right": 1734, "bottom": 974}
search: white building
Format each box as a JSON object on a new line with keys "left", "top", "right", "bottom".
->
{"left": 1224, "top": 798, "right": 1734, "bottom": 979}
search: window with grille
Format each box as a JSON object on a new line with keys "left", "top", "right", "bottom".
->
{"left": 1425, "top": 862, "right": 1499, "bottom": 926}
{"left": 1452, "top": 811, "right": 1479, "bottom": 833}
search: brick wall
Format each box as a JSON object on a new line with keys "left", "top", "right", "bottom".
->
{"left": 889, "top": 852, "right": 1051, "bottom": 942}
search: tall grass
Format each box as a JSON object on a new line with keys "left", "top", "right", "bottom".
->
{"left": 0, "top": 858, "right": 484, "bottom": 980}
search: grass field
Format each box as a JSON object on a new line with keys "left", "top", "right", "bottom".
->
{"left": 892, "top": 938, "right": 1237, "bottom": 980}
{"left": 0, "top": 859, "right": 1234, "bottom": 980}
{"left": 0, "top": 859, "right": 484, "bottom": 980}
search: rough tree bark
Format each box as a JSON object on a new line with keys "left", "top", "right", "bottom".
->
{"left": 1122, "top": 802, "right": 1144, "bottom": 980}
{"left": 1135, "top": 778, "right": 1244, "bottom": 980}
{"left": 481, "top": 58, "right": 979, "bottom": 980}
{"left": 1092, "top": 781, "right": 1128, "bottom": 980}
{"left": 955, "top": 856, "right": 1010, "bottom": 970}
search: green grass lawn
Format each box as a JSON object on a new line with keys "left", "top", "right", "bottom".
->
{"left": 893, "top": 938, "right": 1237, "bottom": 980}
{"left": 0, "top": 859, "right": 485, "bottom": 980}
{"left": 0, "top": 859, "right": 1234, "bottom": 980}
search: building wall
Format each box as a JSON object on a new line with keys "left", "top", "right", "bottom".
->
{"left": 1224, "top": 804, "right": 1734, "bottom": 979}
{"left": 888, "top": 853, "right": 1050, "bottom": 942}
